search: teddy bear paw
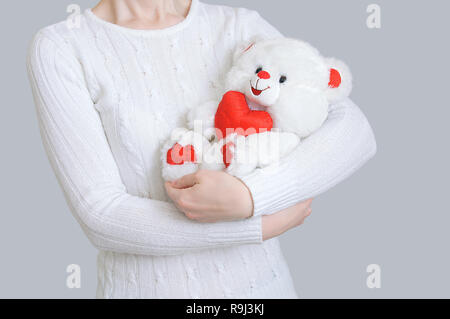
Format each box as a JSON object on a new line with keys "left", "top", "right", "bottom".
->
{"left": 161, "top": 129, "right": 209, "bottom": 182}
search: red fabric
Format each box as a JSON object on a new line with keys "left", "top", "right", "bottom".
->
{"left": 328, "top": 68, "right": 341, "bottom": 88}
{"left": 257, "top": 70, "right": 271, "bottom": 79}
{"left": 214, "top": 91, "right": 273, "bottom": 140}
{"left": 221, "top": 141, "right": 234, "bottom": 168}
{"left": 167, "top": 143, "right": 196, "bottom": 165}
{"left": 244, "top": 43, "right": 255, "bottom": 52}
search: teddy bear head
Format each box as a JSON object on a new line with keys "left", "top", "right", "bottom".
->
{"left": 225, "top": 38, "right": 352, "bottom": 137}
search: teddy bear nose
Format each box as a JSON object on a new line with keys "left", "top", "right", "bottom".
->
{"left": 257, "top": 70, "right": 271, "bottom": 79}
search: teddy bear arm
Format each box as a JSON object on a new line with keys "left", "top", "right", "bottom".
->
{"left": 187, "top": 100, "right": 219, "bottom": 136}
{"left": 244, "top": 132, "right": 301, "bottom": 169}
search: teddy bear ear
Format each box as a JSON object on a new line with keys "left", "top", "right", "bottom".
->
{"left": 232, "top": 36, "right": 264, "bottom": 62}
{"left": 324, "top": 58, "right": 353, "bottom": 104}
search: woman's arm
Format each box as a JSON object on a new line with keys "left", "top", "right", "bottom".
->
{"left": 167, "top": 98, "right": 376, "bottom": 219}
{"left": 241, "top": 98, "right": 377, "bottom": 216}
{"left": 27, "top": 30, "right": 263, "bottom": 256}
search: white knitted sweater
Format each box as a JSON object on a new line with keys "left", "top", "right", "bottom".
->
{"left": 27, "top": 0, "right": 376, "bottom": 298}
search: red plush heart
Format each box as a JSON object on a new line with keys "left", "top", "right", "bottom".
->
{"left": 214, "top": 91, "right": 273, "bottom": 139}
{"left": 167, "top": 143, "right": 196, "bottom": 165}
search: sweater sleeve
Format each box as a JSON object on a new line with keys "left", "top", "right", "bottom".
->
{"left": 235, "top": 8, "right": 283, "bottom": 42}
{"left": 241, "top": 98, "right": 377, "bottom": 216}
{"left": 236, "top": 10, "right": 377, "bottom": 216}
{"left": 27, "top": 31, "right": 262, "bottom": 256}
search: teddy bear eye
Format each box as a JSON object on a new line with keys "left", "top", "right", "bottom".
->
{"left": 255, "top": 67, "right": 263, "bottom": 74}
{"left": 279, "top": 76, "right": 287, "bottom": 83}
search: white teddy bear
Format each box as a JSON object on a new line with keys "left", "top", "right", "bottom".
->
{"left": 161, "top": 38, "right": 352, "bottom": 181}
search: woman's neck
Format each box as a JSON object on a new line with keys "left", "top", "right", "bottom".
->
{"left": 92, "top": 0, "right": 192, "bottom": 30}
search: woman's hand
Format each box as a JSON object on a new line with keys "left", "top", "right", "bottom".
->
{"left": 165, "top": 170, "right": 254, "bottom": 222}
{"left": 262, "top": 199, "right": 313, "bottom": 241}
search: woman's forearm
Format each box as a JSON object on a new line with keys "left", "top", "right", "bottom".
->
{"left": 232, "top": 10, "right": 376, "bottom": 216}
{"left": 60, "top": 183, "right": 262, "bottom": 256}
{"left": 241, "top": 98, "right": 377, "bottom": 216}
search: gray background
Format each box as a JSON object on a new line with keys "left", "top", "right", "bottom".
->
{"left": 1, "top": 0, "right": 449, "bottom": 298}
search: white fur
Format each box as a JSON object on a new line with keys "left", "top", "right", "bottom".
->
{"left": 187, "top": 100, "right": 218, "bottom": 139}
{"left": 226, "top": 131, "right": 300, "bottom": 177}
{"left": 161, "top": 38, "right": 353, "bottom": 181}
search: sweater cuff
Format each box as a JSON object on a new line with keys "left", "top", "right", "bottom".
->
{"left": 207, "top": 215, "right": 262, "bottom": 245}
{"left": 240, "top": 167, "right": 300, "bottom": 216}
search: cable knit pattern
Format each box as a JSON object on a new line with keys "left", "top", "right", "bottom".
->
{"left": 26, "top": 0, "right": 376, "bottom": 299}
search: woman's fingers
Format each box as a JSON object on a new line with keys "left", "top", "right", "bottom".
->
{"left": 262, "top": 199, "right": 314, "bottom": 240}
{"left": 172, "top": 173, "right": 198, "bottom": 189}
{"left": 296, "top": 203, "right": 312, "bottom": 226}
{"left": 300, "top": 198, "right": 313, "bottom": 209}
{"left": 165, "top": 182, "right": 182, "bottom": 204}
{"left": 165, "top": 182, "right": 191, "bottom": 207}
{"left": 166, "top": 170, "right": 254, "bottom": 221}
{"left": 165, "top": 182, "right": 199, "bottom": 215}
{"left": 305, "top": 207, "right": 312, "bottom": 217}
{"left": 165, "top": 173, "right": 200, "bottom": 214}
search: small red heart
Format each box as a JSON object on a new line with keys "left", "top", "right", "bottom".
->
{"left": 222, "top": 141, "right": 235, "bottom": 168}
{"left": 167, "top": 143, "right": 196, "bottom": 165}
{"left": 215, "top": 91, "right": 273, "bottom": 140}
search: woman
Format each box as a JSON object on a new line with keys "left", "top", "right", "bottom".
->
{"left": 27, "top": 0, "right": 376, "bottom": 298}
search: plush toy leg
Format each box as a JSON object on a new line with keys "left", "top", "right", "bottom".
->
{"left": 225, "top": 131, "right": 300, "bottom": 177}
{"left": 255, "top": 131, "right": 300, "bottom": 168}
{"left": 199, "top": 140, "right": 226, "bottom": 172}
{"left": 161, "top": 128, "right": 210, "bottom": 182}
